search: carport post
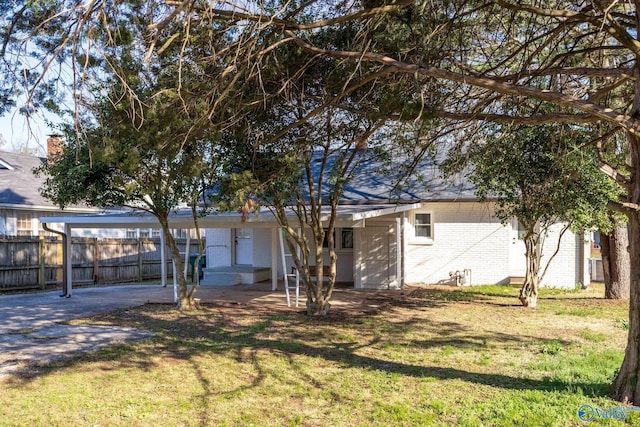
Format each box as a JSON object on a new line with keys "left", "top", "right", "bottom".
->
{"left": 271, "top": 228, "right": 278, "bottom": 291}
{"left": 65, "top": 223, "right": 73, "bottom": 297}
{"left": 183, "top": 233, "right": 190, "bottom": 279}
{"left": 160, "top": 231, "right": 167, "bottom": 288}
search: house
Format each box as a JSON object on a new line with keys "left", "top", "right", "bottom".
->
{"left": 40, "top": 152, "right": 591, "bottom": 295}
{"left": 0, "top": 145, "right": 99, "bottom": 237}
{"left": 0, "top": 137, "right": 170, "bottom": 239}
{"left": 201, "top": 154, "right": 589, "bottom": 289}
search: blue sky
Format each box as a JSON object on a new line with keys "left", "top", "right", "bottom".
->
{"left": 0, "top": 109, "right": 56, "bottom": 156}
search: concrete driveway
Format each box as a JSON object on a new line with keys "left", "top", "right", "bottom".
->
{"left": 0, "top": 282, "right": 313, "bottom": 379}
{"left": 0, "top": 285, "right": 178, "bottom": 379}
{"left": 0, "top": 285, "right": 174, "bottom": 333}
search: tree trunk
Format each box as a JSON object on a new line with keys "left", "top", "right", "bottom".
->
{"left": 157, "top": 214, "right": 197, "bottom": 311}
{"left": 611, "top": 106, "right": 640, "bottom": 401}
{"left": 611, "top": 211, "right": 640, "bottom": 403}
{"left": 305, "top": 232, "right": 332, "bottom": 316}
{"left": 519, "top": 232, "right": 539, "bottom": 308}
{"left": 601, "top": 220, "right": 630, "bottom": 299}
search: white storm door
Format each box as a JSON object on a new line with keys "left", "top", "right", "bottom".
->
{"left": 235, "top": 228, "right": 253, "bottom": 265}
{"left": 509, "top": 218, "right": 526, "bottom": 276}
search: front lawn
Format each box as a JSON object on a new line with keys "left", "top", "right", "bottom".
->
{"left": 0, "top": 283, "right": 632, "bottom": 426}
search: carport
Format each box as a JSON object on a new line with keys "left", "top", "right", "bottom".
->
{"left": 40, "top": 203, "right": 420, "bottom": 300}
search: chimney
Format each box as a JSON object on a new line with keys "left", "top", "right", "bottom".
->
{"left": 47, "top": 134, "right": 63, "bottom": 161}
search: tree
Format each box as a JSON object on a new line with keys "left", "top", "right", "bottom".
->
{"left": 447, "top": 122, "right": 620, "bottom": 307}
{"left": 211, "top": 0, "right": 640, "bottom": 403}
{"left": 213, "top": 38, "right": 417, "bottom": 315}
{"left": 33, "top": 6, "right": 229, "bottom": 310}
{"left": 10, "top": 0, "right": 640, "bottom": 401}
{"left": 601, "top": 218, "right": 631, "bottom": 299}
{"left": 37, "top": 88, "right": 219, "bottom": 310}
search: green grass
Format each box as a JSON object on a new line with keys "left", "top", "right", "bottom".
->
{"left": 0, "top": 283, "right": 631, "bottom": 426}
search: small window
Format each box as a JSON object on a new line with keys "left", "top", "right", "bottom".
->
{"left": 341, "top": 228, "right": 353, "bottom": 249}
{"left": 592, "top": 231, "right": 601, "bottom": 250}
{"left": 516, "top": 221, "right": 526, "bottom": 240}
{"left": 415, "top": 213, "right": 432, "bottom": 239}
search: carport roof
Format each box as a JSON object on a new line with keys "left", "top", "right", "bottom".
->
{"left": 40, "top": 203, "right": 421, "bottom": 229}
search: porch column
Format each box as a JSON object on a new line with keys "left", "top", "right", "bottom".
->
{"left": 580, "top": 231, "right": 591, "bottom": 288}
{"left": 271, "top": 228, "right": 278, "bottom": 291}
{"left": 395, "top": 218, "right": 402, "bottom": 288}
{"left": 183, "top": 233, "right": 190, "bottom": 278}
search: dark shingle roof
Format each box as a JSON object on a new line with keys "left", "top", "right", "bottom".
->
{"left": 0, "top": 151, "right": 50, "bottom": 207}
{"left": 307, "top": 150, "right": 477, "bottom": 205}
{"left": 0, "top": 151, "right": 95, "bottom": 211}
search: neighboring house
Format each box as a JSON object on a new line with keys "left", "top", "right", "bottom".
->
{"left": 41, "top": 152, "right": 592, "bottom": 291}
{"left": 0, "top": 138, "right": 171, "bottom": 239}
{"left": 0, "top": 149, "right": 103, "bottom": 237}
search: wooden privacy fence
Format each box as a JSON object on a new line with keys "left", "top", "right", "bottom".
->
{"left": 0, "top": 237, "right": 202, "bottom": 291}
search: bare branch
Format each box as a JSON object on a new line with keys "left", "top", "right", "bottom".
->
{"left": 421, "top": 111, "right": 600, "bottom": 125}
{"left": 286, "top": 32, "right": 640, "bottom": 137}
{"left": 608, "top": 199, "right": 640, "bottom": 213}
{"left": 165, "top": 0, "right": 413, "bottom": 31}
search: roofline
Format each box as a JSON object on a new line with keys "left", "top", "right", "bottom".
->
{"left": 40, "top": 203, "right": 423, "bottom": 229}
{"left": 338, "top": 197, "right": 480, "bottom": 205}
{"left": 0, "top": 204, "right": 102, "bottom": 213}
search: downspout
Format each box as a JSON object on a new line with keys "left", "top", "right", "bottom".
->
{"left": 42, "top": 222, "right": 70, "bottom": 298}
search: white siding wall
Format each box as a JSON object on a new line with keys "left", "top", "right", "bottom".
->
{"left": 70, "top": 228, "right": 127, "bottom": 238}
{"left": 252, "top": 228, "right": 272, "bottom": 268}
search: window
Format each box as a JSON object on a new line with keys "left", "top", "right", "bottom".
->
{"left": 414, "top": 213, "right": 432, "bottom": 239}
{"left": 321, "top": 228, "right": 353, "bottom": 250}
{"left": 16, "top": 213, "right": 34, "bottom": 236}
{"left": 516, "top": 221, "right": 526, "bottom": 240}
{"left": 592, "top": 231, "right": 601, "bottom": 250}
{"left": 341, "top": 228, "right": 353, "bottom": 249}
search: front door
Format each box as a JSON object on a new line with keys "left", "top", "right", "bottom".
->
{"left": 235, "top": 228, "right": 253, "bottom": 265}
{"left": 509, "top": 218, "right": 526, "bottom": 276}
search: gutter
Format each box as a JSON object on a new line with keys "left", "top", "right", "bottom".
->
{"left": 42, "top": 223, "right": 70, "bottom": 298}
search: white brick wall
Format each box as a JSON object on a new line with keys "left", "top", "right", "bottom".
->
{"left": 403, "top": 202, "right": 584, "bottom": 289}
{"left": 537, "top": 223, "right": 586, "bottom": 288}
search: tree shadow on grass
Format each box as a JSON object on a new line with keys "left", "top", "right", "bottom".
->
{"left": 3, "top": 303, "right": 610, "bottom": 404}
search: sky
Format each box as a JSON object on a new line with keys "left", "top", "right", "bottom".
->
{"left": 0, "top": 109, "right": 57, "bottom": 156}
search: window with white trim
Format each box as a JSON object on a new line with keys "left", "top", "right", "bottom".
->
{"left": 16, "top": 212, "right": 34, "bottom": 236}
{"left": 321, "top": 228, "right": 353, "bottom": 251}
{"left": 414, "top": 213, "right": 432, "bottom": 240}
